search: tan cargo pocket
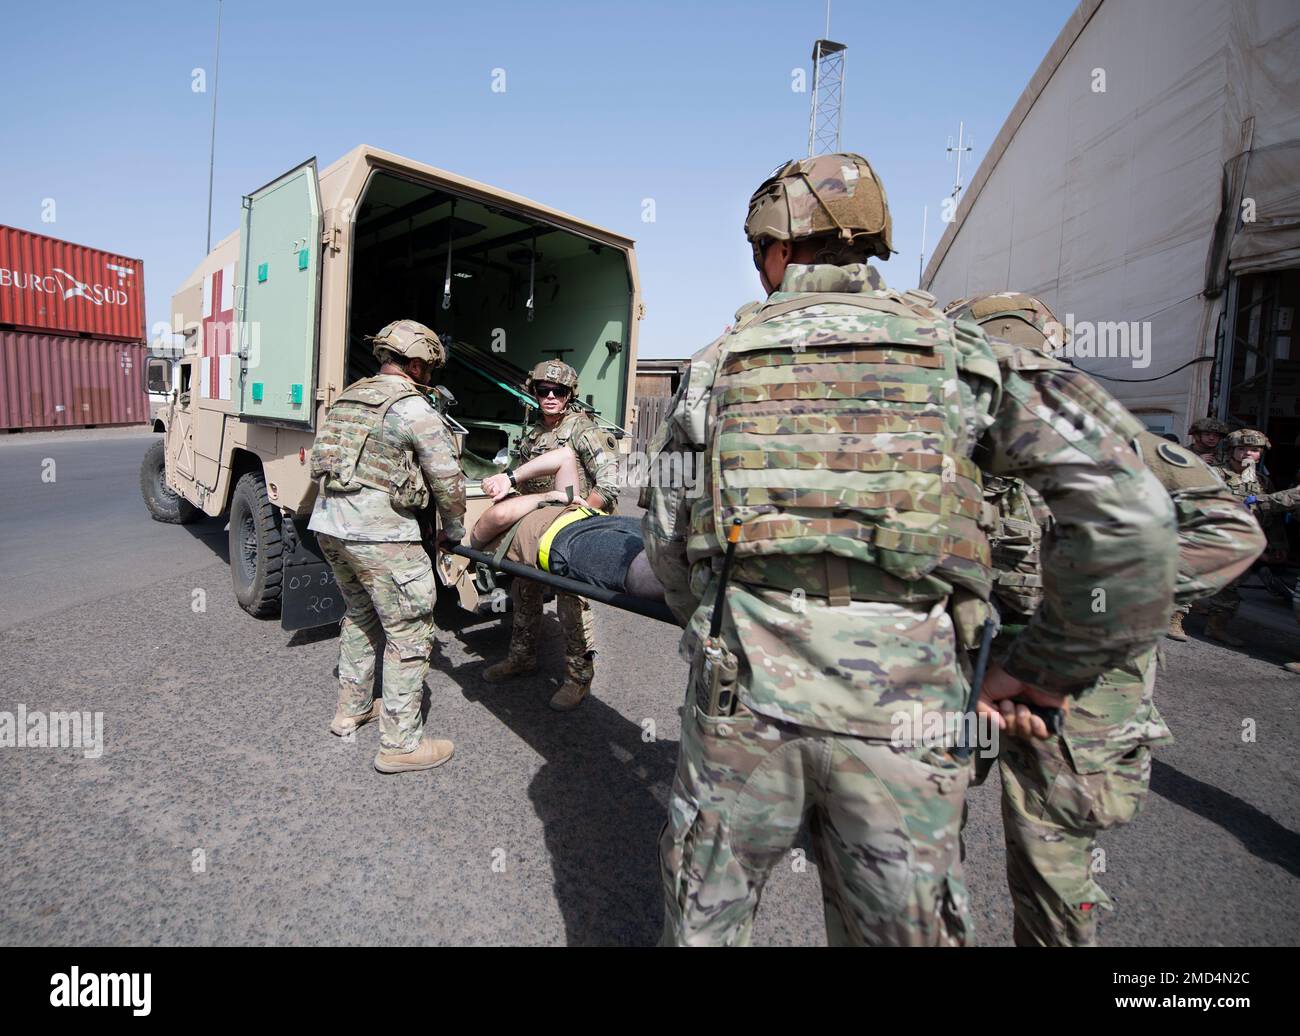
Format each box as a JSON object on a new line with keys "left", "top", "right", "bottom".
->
{"left": 393, "top": 552, "right": 436, "bottom": 620}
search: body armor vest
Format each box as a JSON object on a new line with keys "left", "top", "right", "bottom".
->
{"left": 516, "top": 411, "right": 595, "bottom": 501}
{"left": 309, "top": 377, "right": 430, "bottom": 510}
{"left": 690, "top": 290, "right": 995, "bottom": 603}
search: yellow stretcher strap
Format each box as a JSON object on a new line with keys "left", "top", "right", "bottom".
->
{"left": 538, "top": 504, "right": 603, "bottom": 571}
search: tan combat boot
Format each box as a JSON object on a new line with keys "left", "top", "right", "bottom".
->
{"left": 330, "top": 699, "right": 381, "bottom": 737}
{"left": 483, "top": 653, "right": 538, "bottom": 683}
{"left": 1204, "top": 615, "right": 1245, "bottom": 647}
{"left": 1166, "top": 611, "right": 1188, "bottom": 642}
{"left": 1283, "top": 662, "right": 1300, "bottom": 676}
{"left": 374, "top": 737, "right": 455, "bottom": 774}
{"left": 549, "top": 680, "right": 590, "bottom": 712}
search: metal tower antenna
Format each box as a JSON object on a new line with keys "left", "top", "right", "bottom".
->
{"left": 205, "top": 0, "right": 224, "bottom": 254}
{"left": 946, "top": 120, "right": 974, "bottom": 200}
{"left": 807, "top": 3, "right": 847, "bottom": 157}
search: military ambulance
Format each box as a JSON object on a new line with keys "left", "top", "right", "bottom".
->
{"left": 140, "top": 146, "right": 640, "bottom": 629}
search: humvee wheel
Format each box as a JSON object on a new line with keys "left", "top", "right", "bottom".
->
{"left": 140, "top": 439, "right": 199, "bottom": 524}
{"left": 229, "top": 471, "right": 284, "bottom": 617}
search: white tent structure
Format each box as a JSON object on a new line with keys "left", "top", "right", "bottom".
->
{"left": 923, "top": 0, "right": 1299, "bottom": 470}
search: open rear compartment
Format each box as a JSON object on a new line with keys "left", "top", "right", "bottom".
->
{"left": 344, "top": 169, "right": 634, "bottom": 481}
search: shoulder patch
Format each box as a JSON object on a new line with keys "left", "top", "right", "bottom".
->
{"left": 1157, "top": 441, "right": 1194, "bottom": 468}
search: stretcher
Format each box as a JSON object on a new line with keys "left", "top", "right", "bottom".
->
{"left": 442, "top": 544, "right": 678, "bottom": 626}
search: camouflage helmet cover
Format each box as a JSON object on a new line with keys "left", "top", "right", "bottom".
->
{"left": 943, "top": 292, "right": 1066, "bottom": 352}
{"left": 1224, "top": 428, "right": 1271, "bottom": 450}
{"left": 525, "top": 359, "right": 579, "bottom": 393}
{"left": 368, "top": 319, "right": 447, "bottom": 368}
{"left": 745, "top": 153, "right": 894, "bottom": 261}
{"left": 1188, "top": 417, "right": 1230, "bottom": 435}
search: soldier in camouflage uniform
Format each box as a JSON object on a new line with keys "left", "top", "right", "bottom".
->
{"left": 1201, "top": 428, "right": 1281, "bottom": 646}
{"left": 1167, "top": 416, "right": 1234, "bottom": 639}
{"left": 308, "top": 320, "right": 467, "bottom": 773}
{"left": 947, "top": 293, "right": 1265, "bottom": 946}
{"left": 482, "top": 359, "right": 621, "bottom": 712}
{"left": 1186, "top": 416, "right": 1230, "bottom": 464}
{"left": 1254, "top": 481, "right": 1300, "bottom": 675}
{"left": 641, "top": 153, "right": 1180, "bottom": 947}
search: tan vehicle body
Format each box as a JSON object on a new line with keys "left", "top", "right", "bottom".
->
{"left": 156, "top": 145, "right": 640, "bottom": 623}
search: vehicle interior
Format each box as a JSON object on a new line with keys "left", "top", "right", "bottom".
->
{"left": 345, "top": 170, "right": 633, "bottom": 479}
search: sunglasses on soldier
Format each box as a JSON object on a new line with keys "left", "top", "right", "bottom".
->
{"left": 534, "top": 383, "right": 570, "bottom": 399}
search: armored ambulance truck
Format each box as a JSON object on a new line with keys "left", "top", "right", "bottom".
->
{"left": 140, "top": 146, "right": 640, "bottom": 630}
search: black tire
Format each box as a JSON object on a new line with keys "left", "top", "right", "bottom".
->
{"left": 140, "top": 439, "right": 200, "bottom": 524}
{"left": 229, "top": 470, "right": 284, "bottom": 617}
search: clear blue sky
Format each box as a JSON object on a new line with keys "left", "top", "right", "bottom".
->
{"left": 0, "top": 0, "right": 1077, "bottom": 359}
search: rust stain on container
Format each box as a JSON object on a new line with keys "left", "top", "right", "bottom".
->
{"left": 0, "top": 225, "right": 146, "bottom": 342}
{"left": 1, "top": 332, "right": 149, "bottom": 430}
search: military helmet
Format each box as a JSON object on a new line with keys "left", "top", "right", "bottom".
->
{"left": 1188, "top": 417, "right": 1230, "bottom": 436}
{"left": 745, "top": 153, "right": 894, "bottom": 262}
{"left": 525, "top": 359, "right": 579, "bottom": 393}
{"left": 943, "top": 292, "right": 1066, "bottom": 353}
{"left": 367, "top": 319, "right": 447, "bottom": 367}
{"left": 1224, "top": 428, "right": 1271, "bottom": 450}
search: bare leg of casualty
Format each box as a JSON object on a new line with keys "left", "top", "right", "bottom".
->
{"left": 472, "top": 446, "right": 582, "bottom": 548}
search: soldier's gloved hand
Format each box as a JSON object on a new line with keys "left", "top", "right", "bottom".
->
{"left": 1244, "top": 494, "right": 1258, "bottom": 506}
{"left": 977, "top": 662, "right": 1068, "bottom": 741}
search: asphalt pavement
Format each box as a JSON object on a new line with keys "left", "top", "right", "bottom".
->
{"left": 1, "top": 431, "right": 1298, "bottom": 945}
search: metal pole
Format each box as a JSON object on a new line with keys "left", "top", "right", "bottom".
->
{"left": 205, "top": 0, "right": 224, "bottom": 254}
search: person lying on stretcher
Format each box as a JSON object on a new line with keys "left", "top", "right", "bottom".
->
{"left": 469, "top": 446, "right": 665, "bottom": 601}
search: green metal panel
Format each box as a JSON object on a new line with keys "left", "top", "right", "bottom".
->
{"left": 237, "top": 159, "right": 322, "bottom": 425}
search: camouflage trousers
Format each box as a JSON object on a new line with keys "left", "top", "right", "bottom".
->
{"left": 318, "top": 535, "right": 436, "bottom": 753}
{"left": 1200, "top": 575, "right": 1243, "bottom": 618}
{"left": 972, "top": 647, "right": 1167, "bottom": 947}
{"left": 660, "top": 697, "right": 972, "bottom": 947}
{"left": 506, "top": 579, "right": 596, "bottom": 685}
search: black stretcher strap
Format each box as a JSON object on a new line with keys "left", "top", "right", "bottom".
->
{"left": 449, "top": 545, "right": 678, "bottom": 626}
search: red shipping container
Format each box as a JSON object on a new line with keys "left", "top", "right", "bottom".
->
{"left": 0, "top": 332, "right": 149, "bottom": 430}
{"left": 0, "top": 225, "right": 145, "bottom": 342}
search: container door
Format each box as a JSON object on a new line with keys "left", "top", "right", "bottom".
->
{"left": 237, "top": 159, "right": 322, "bottom": 425}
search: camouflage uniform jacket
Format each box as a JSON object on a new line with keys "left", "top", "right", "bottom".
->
{"left": 641, "top": 263, "right": 1177, "bottom": 736}
{"left": 309, "top": 374, "right": 466, "bottom": 542}
{"left": 1134, "top": 435, "right": 1267, "bottom": 605}
{"left": 1209, "top": 461, "right": 1285, "bottom": 552}
{"left": 1254, "top": 482, "right": 1300, "bottom": 517}
{"left": 993, "top": 433, "right": 1265, "bottom": 763}
{"left": 512, "top": 408, "right": 620, "bottom": 510}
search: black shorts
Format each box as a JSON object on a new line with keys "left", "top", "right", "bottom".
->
{"left": 546, "top": 515, "right": 644, "bottom": 593}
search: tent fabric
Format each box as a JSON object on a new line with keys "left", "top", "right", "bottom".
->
{"left": 923, "top": 0, "right": 1300, "bottom": 431}
{"left": 1228, "top": 141, "right": 1300, "bottom": 276}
